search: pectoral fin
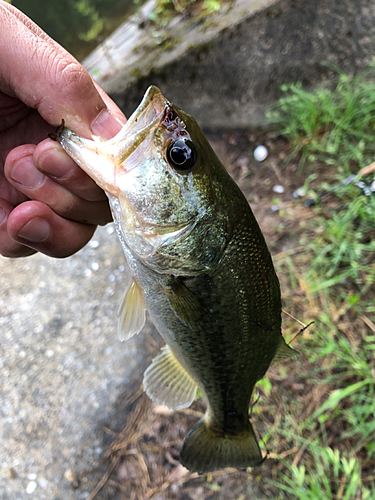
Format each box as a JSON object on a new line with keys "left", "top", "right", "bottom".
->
{"left": 271, "top": 337, "right": 298, "bottom": 365}
{"left": 162, "top": 278, "right": 209, "bottom": 331}
{"left": 143, "top": 345, "right": 197, "bottom": 410}
{"left": 117, "top": 277, "right": 146, "bottom": 341}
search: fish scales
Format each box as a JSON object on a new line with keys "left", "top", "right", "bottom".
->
{"left": 56, "top": 85, "right": 296, "bottom": 473}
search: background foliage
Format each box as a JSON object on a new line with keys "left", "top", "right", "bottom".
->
{"left": 11, "top": 0, "right": 137, "bottom": 60}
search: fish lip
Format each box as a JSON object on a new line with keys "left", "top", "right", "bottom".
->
{"left": 138, "top": 86, "right": 167, "bottom": 115}
{"left": 55, "top": 86, "right": 170, "bottom": 195}
{"left": 124, "top": 85, "right": 169, "bottom": 135}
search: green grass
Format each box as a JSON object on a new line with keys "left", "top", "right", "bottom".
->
{"left": 268, "top": 65, "right": 375, "bottom": 174}
{"left": 258, "top": 67, "right": 375, "bottom": 499}
{"left": 146, "top": 0, "right": 224, "bottom": 27}
{"left": 273, "top": 445, "right": 372, "bottom": 500}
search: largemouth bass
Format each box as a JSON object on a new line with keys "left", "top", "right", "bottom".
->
{"left": 56, "top": 86, "right": 296, "bottom": 473}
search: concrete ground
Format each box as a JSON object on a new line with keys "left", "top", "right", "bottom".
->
{"left": 0, "top": 224, "right": 159, "bottom": 499}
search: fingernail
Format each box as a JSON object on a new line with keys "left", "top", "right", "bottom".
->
{"left": 91, "top": 108, "right": 123, "bottom": 139}
{"left": 10, "top": 157, "right": 44, "bottom": 189}
{"left": 18, "top": 217, "right": 50, "bottom": 242}
{"left": 39, "top": 149, "right": 76, "bottom": 179}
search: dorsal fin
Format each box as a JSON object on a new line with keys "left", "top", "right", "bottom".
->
{"left": 143, "top": 345, "right": 197, "bottom": 410}
{"left": 117, "top": 277, "right": 146, "bottom": 341}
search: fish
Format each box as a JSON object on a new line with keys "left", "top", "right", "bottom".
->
{"left": 55, "top": 85, "right": 296, "bottom": 473}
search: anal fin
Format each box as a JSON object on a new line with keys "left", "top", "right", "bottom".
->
{"left": 117, "top": 277, "right": 146, "bottom": 341}
{"left": 143, "top": 345, "right": 197, "bottom": 410}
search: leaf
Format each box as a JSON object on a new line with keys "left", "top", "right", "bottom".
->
{"left": 311, "top": 380, "right": 371, "bottom": 420}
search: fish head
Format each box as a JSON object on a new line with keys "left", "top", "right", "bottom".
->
{"left": 58, "top": 86, "right": 230, "bottom": 275}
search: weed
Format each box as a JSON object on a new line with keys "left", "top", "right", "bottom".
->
{"left": 146, "top": 0, "right": 225, "bottom": 27}
{"left": 259, "top": 67, "right": 375, "bottom": 498}
{"left": 268, "top": 67, "right": 375, "bottom": 175}
{"left": 272, "top": 444, "right": 371, "bottom": 499}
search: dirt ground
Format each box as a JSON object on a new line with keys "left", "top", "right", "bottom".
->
{"left": 68, "top": 128, "right": 317, "bottom": 500}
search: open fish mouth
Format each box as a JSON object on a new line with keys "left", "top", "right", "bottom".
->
{"left": 56, "top": 86, "right": 169, "bottom": 196}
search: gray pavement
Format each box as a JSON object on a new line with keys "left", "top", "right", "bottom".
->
{"left": 0, "top": 224, "right": 157, "bottom": 499}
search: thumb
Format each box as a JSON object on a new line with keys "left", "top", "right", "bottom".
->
{"left": 0, "top": 1, "right": 125, "bottom": 139}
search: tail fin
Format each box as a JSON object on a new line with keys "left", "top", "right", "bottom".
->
{"left": 179, "top": 416, "right": 262, "bottom": 473}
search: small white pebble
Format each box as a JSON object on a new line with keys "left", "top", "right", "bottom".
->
{"left": 27, "top": 473, "right": 37, "bottom": 480}
{"left": 370, "top": 180, "right": 375, "bottom": 192}
{"left": 88, "top": 240, "right": 100, "bottom": 249}
{"left": 84, "top": 269, "right": 92, "bottom": 277}
{"left": 91, "top": 262, "right": 99, "bottom": 271}
{"left": 39, "top": 477, "right": 48, "bottom": 489}
{"left": 106, "top": 225, "right": 115, "bottom": 235}
{"left": 13, "top": 459, "right": 19, "bottom": 466}
{"left": 293, "top": 187, "right": 305, "bottom": 198}
{"left": 46, "top": 349, "right": 54, "bottom": 358}
{"left": 64, "top": 468, "right": 76, "bottom": 482}
{"left": 118, "top": 265, "right": 125, "bottom": 272}
{"left": 26, "top": 481, "right": 37, "bottom": 494}
{"left": 254, "top": 145, "right": 268, "bottom": 162}
{"left": 271, "top": 205, "right": 279, "bottom": 212}
{"left": 273, "top": 185, "right": 285, "bottom": 194}
{"left": 108, "top": 274, "right": 115, "bottom": 282}
{"left": 2, "top": 462, "right": 7, "bottom": 468}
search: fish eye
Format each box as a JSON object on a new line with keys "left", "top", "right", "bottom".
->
{"left": 167, "top": 139, "right": 197, "bottom": 171}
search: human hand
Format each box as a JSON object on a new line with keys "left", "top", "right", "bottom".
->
{"left": 0, "top": 1, "right": 126, "bottom": 258}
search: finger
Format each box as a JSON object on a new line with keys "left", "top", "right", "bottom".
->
{"left": 34, "top": 139, "right": 107, "bottom": 202}
{"left": 5, "top": 146, "right": 112, "bottom": 226}
{"left": 7, "top": 200, "right": 97, "bottom": 258}
{"left": 0, "top": 169, "right": 29, "bottom": 206}
{"left": 0, "top": 3, "right": 125, "bottom": 138}
{"left": 2, "top": 1, "right": 124, "bottom": 129}
{"left": 0, "top": 198, "right": 35, "bottom": 257}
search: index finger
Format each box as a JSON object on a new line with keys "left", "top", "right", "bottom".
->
{"left": 34, "top": 139, "right": 107, "bottom": 202}
{"left": 0, "top": 2, "right": 125, "bottom": 138}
